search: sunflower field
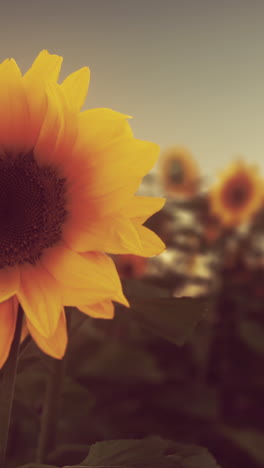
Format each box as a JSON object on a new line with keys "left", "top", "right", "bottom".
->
{"left": 0, "top": 52, "right": 264, "bottom": 468}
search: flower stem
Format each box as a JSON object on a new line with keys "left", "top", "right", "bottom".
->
{"left": 0, "top": 304, "right": 23, "bottom": 468}
{"left": 36, "top": 350, "right": 66, "bottom": 463}
{"left": 36, "top": 310, "right": 72, "bottom": 463}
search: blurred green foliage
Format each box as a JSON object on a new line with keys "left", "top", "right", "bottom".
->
{"left": 3, "top": 190, "right": 264, "bottom": 468}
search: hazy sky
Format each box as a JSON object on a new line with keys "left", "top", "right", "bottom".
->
{"left": 1, "top": 0, "right": 264, "bottom": 179}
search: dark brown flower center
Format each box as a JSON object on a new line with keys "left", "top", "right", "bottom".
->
{"left": 0, "top": 151, "right": 67, "bottom": 268}
{"left": 229, "top": 186, "right": 248, "bottom": 206}
{"left": 222, "top": 175, "right": 252, "bottom": 211}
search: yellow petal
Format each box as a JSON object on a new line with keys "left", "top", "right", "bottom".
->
{"left": 49, "top": 82, "right": 79, "bottom": 162}
{"left": 0, "top": 267, "right": 20, "bottom": 302}
{"left": 75, "top": 108, "right": 133, "bottom": 152}
{"left": 64, "top": 138, "right": 159, "bottom": 221}
{"left": 60, "top": 67, "right": 90, "bottom": 111}
{"left": 27, "top": 309, "right": 67, "bottom": 359}
{"left": 23, "top": 50, "right": 63, "bottom": 145}
{"left": 83, "top": 140, "right": 159, "bottom": 197}
{"left": 81, "top": 251, "right": 129, "bottom": 305}
{"left": 33, "top": 81, "right": 78, "bottom": 172}
{"left": 133, "top": 224, "right": 166, "bottom": 257}
{"left": 0, "top": 297, "right": 18, "bottom": 368}
{"left": 66, "top": 141, "right": 158, "bottom": 223}
{"left": 63, "top": 215, "right": 142, "bottom": 254}
{"left": 80, "top": 107, "right": 132, "bottom": 122}
{"left": 94, "top": 138, "right": 159, "bottom": 175}
{"left": 78, "top": 300, "right": 114, "bottom": 319}
{"left": 0, "top": 59, "right": 32, "bottom": 154}
{"left": 120, "top": 196, "right": 166, "bottom": 223}
{"left": 65, "top": 173, "right": 141, "bottom": 220}
{"left": 61, "top": 285, "right": 128, "bottom": 308}
{"left": 17, "top": 264, "right": 62, "bottom": 338}
{"left": 41, "top": 243, "right": 128, "bottom": 306}
{"left": 23, "top": 50, "right": 62, "bottom": 82}
{"left": 33, "top": 81, "right": 65, "bottom": 166}
{"left": 63, "top": 209, "right": 165, "bottom": 257}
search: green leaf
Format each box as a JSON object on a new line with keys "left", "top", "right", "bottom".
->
{"left": 238, "top": 319, "right": 264, "bottom": 355}
{"left": 17, "top": 337, "right": 41, "bottom": 374}
{"left": 152, "top": 383, "right": 219, "bottom": 421}
{"left": 75, "top": 341, "right": 162, "bottom": 383}
{"left": 17, "top": 464, "right": 59, "bottom": 468}
{"left": 63, "top": 437, "right": 221, "bottom": 468}
{"left": 122, "top": 279, "right": 212, "bottom": 346}
{"left": 65, "top": 436, "right": 174, "bottom": 467}
{"left": 129, "top": 297, "right": 211, "bottom": 346}
{"left": 170, "top": 450, "right": 221, "bottom": 468}
{"left": 47, "top": 444, "right": 91, "bottom": 466}
{"left": 123, "top": 279, "right": 170, "bottom": 300}
{"left": 223, "top": 427, "right": 264, "bottom": 465}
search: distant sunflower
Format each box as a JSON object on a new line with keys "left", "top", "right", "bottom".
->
{"left": 0, "top": 50, "right": 165, "bottom": 367}
{"left": 209, "top": 161, "right": 263, "bottom": 227}
{"left": 159, "top": 146, "right": 199, "bottom": 198}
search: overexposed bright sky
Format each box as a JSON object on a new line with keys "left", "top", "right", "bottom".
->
{"left": 1, "top": 0, "right": 264, "bottom": 179}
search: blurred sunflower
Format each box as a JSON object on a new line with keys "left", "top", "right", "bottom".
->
{"left": 0, "top": 50, "right": 165, "bottom": 367}
{"left": 159, "top": 146, "right": 200, "bottom": 198}
{"left": 209, "top": 160, "right": 264, "bottom": 227}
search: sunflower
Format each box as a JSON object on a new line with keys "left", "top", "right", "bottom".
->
{"left": 208, "top": 160, "right": 264, "bottom": 227}
{"left": 159, "top": 146, "right": 200, "bottom": 198}
{"left": 0, "top": 50, "right": 165, "bottom": 367}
